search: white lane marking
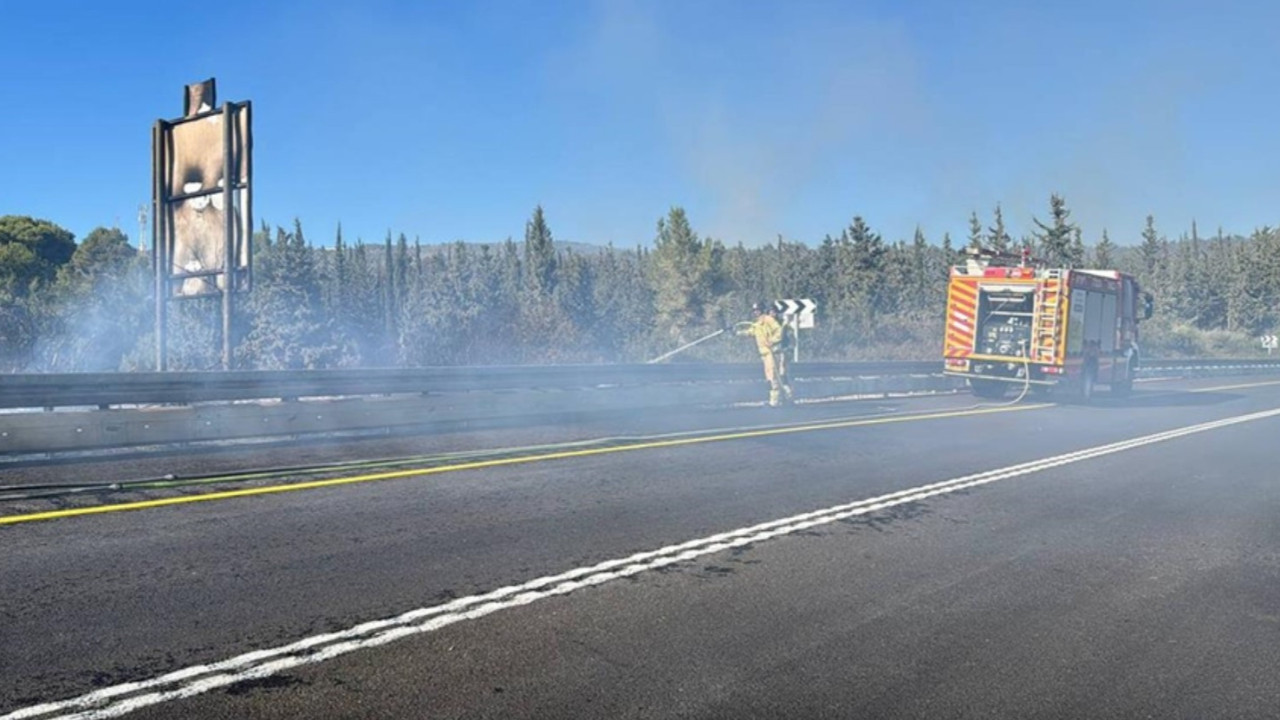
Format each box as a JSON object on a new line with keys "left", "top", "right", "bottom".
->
{"left": 9, "top": 406, "right": 1280, "bottom": 720}
{"left": 1191, "top": 379, "right": 1280, "bottom": 393}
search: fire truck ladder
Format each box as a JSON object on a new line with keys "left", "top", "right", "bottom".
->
{"left": 1033, "top": 269, "right": 1064, "bottom": 363}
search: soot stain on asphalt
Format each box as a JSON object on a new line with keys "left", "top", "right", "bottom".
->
{"left": 84, "top": 650, "right": 192, "bottom": 690}
{"left": 697, "top": 564, "right": 735, "bottom": 578}
{"left": 225, "top": 673, "right": 310, "bottom": 696}
{"left": 839, "top": 500, "right": 932, "bottom": 532}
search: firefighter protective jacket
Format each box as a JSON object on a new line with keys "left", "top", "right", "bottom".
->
{"left": 740, "top": 314, "right": 783, "bottom": 356}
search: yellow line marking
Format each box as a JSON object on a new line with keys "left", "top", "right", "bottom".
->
{"left": 1191, "top": 379, "right": 1280, "bottom": 393}
{"left": 1, "top": 403, "right": 1050, "bottom": 527}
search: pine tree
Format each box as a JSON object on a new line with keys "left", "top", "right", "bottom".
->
{"left": 382, "top": 231, "right": 396, "bottom": 356}
{"left": 37, "top": 226, "right": 150, "bottom": 371}
{"left": 926, "top": 232, "right": 952, "bottom": 314}
{"left": 909, "top": 226, "right": 930, "bottom": 315}
{"left": 846, "top": 216, "right": 887, "bottom": 313}
{"left": 814, "top": 216, "right": 887, "bottom": 354}
{"left": 1225, "top": 237, "right": 1264, "bottom": 334}
{"left": 987, "top": 204, "right": 1011, "bottom": 253}
{"left": 342, "top": 239, "right": 382, "bottom": 364}
{"left": 590, "top": 244, "right": 655, "bottom": 361}
{"left": 395, "top": 232, "right": 410, "bottom": 308}
{"left": 553, "top": 250, "right": 594, "bottom": 360}
{"left": 1199, "top": 229, "right": 1232, "bottom": 330}
{"left": 1166, "top": 234, "right": 1205, "bottom": 327}
{"left": 237, "top": 221, "right": 347, "bottom": 369}
{"left": 518, "top": 206, "right": 567, "bottom": 361}
{"left": 1032, "top": 194, "right": 1078, "bottom": 267}
{"left": 331, "top": 224, "right": 347, "bottom": 309}
{"left": 941, "top": 232, "right": 957, "bottom": 266}
{"left": 880, "top": 240, "right": 912, "bottom": 318}
{"left": 967, "top": 211, "right": 984, "bottom": 250}
{"left": 0, "top": 215, "right": 76, "bottom": 295}
{"left": 650, "top": 207, "right": 717, "bottom": 343}
{"left": 288, "top": 218, "right": 317, "bottom": 293}
{"left": 1093, "top": 228, "right": 1116, "bottom": 268}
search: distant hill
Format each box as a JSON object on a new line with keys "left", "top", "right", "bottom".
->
{"left": 555, "top": 241, "right": 611, "bottom": 255}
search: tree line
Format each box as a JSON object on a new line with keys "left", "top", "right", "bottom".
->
{"left": 1, "top": 195, "right": 1278, "bottom": 373}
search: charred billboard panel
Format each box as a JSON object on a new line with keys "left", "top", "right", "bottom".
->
{"left": 159, "top": 99, "right": 252, "bottom": 297}
{"left": 152, "top": 78, "right": 254, "bottom": 370}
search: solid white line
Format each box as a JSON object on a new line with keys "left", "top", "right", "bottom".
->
{"left": 9, "top": 406, "right": 1280, "bottom": 720}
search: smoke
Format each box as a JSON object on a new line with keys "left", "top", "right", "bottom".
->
{"left": 552, "top": 1, "right": 1276, "bottom": 247}
{"left": 549, "top": 0, "right": 932, "bottom": 247}
{"left": 679, "top": 14, "right": 933, "bottom": 247}
{"left": 928, "top": 3, "right": 1265, "bottom": 245}
{"left": 998, "top": 44, "right": 1224, "bottom": 244}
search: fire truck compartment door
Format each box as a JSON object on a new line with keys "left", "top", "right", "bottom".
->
{"left": 1100, "top": 293, "right": 1117, "bottom": 353}
{"left": 1084, "top": 291, "right": 1104, "bottom": 346}
{"left": 1067, "top": 289, "right": 1086, "bottom": 354}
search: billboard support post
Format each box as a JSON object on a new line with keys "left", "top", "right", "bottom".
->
{"left": 152, "top": 120, "right": 169, "bottom": 372}
{"left": 222, "top": 101, "right": 234, "bottom": 371}
{"left": 244, "top": 101, "right": 253, "bottom": 295}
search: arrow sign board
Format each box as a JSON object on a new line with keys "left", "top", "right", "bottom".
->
{"left": 1262, "top": 334, "right": 1278, "bottom": 350}
{"left": 774, "top": 298, "right": 817, "bottom": 329}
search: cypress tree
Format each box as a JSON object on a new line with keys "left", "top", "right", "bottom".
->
{"left": 1139, "top": 215, "right": 1162, "bottom": 282}
{"left": 524, "top": 205, "right": 557, "bottom": 295}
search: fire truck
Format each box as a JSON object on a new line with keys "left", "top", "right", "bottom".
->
{"left": 942, "top": 247, "right": 1153, "bottom": 401}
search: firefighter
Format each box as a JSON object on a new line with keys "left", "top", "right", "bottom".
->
{"left": 736, "top": 301, "right": 794, "bottom": 407}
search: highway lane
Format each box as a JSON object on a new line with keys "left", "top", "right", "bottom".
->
{"left": 3, "top": 377, "right": 1280, "bottom": 718}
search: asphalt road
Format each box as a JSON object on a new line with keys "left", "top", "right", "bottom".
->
{"left": 4, "top": 376, "right": 1280, "bottom": 719}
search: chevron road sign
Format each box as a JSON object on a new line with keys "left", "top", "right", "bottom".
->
{"left": 1263, "top": 334, "right": 1278, "bottom": 354}
{"left": 774, "top": 298, "right": 817, "bottom": 329}
{"left": 772, "top": 299, "right": 817, "bottom": 362}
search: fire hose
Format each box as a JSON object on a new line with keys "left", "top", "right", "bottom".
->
{"left": 647, "top": 328, "right": 729, "bottom": 364}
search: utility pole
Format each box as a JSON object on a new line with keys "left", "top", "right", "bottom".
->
{"left": 137, "top": 203, "right": 148, "bottom": 256}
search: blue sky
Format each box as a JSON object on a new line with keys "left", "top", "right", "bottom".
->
{"left": 3, "top": 0, "right": 1278, "bottom": 249}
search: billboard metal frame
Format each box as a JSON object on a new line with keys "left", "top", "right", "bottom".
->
{"left": 151, "top": 79, "right": 253, "bottom": 371}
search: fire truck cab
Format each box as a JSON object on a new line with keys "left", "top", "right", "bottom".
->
{"left": 942, "top": 248, "right": 1153, "bottom": 401}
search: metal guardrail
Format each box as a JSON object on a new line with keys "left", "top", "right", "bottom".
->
{"left": 0, "top": 362, "right": 940, "bottom": 411}
{"left": 1, "top": 358, "right": 1276, "bottom": 411}
{"left": 1137, "top": 358, "right": 1280, "bottom": 371}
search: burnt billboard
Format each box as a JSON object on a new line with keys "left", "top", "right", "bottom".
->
{"left": 155, "top": 80, "right": 252, "bottom": 298}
